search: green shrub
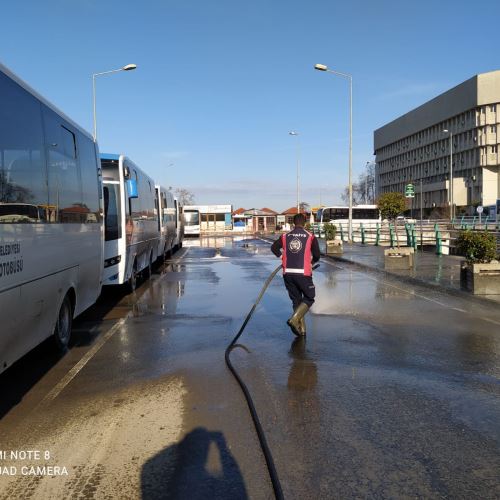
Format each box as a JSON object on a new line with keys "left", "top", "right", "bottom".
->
{"left": 377, "top": 192, "right": 406, "bottom": 220}
{"left": 323, "top": 223, "right": 336, "bottom": 241}
{"left": 456, "top": 230, "right": 497, "bottom": 264}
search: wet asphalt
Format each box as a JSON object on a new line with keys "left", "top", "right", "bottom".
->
{"left": 0, "top": 235, "right": 499, "bottom": 499}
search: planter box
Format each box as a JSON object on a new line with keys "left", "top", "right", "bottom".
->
{"left": 326, "top": 240, "right": 343, "bottom": 255}
{"left": 384, "top": 247, "right": 414, "bottom": 270}
{"left": 461, "top": 262, "right": 500, "bottom": 295}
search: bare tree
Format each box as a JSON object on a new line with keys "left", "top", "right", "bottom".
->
{"left": 363, "top": 161, "right": 376, "bottom": 203}
{"left": 340, "top": 186, "right": 364, "bottom": 205}
{"left": 340, "top": 161, "right": 376, "bottom": 205}
{"left": 174, "top": 188, "right": 195, "bottom": 206}
{"left": 299, "top": 201, "right": 310, "bottom": 212}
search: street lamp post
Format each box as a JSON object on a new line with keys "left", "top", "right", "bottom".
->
{"left": 365, "top": 161, "right": 370, "bottom": 203}
{"left": 314, "top": 63, "right": 353, "bottom": 240}
{"left": 92, "top": 64, "right": 137, "bottom": 141}
{"left": 443, "top": 129, "right": 453, "bottom": 221}
{"left": 289, "top": 131, "right": 300, "bottom": 213}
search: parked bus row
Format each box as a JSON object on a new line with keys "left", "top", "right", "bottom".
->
{"left": 101, "top": 154, "right": 183, "bottom": 292}
{"left": 0, "top": 63, "right": 183, "bottom": 374}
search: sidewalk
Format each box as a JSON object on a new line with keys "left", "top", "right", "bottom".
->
{"left": 317, "top": 240, "right": 500, "bottom": 305}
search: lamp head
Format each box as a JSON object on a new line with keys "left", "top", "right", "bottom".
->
{"left": 122, "top": 64, "right": 137, "bottom": 71}
{"left": 314, "top": 64, "right": 328, "bottom": 71}
{"left": 443, "top": 129, "right": 449, "bottom": 133}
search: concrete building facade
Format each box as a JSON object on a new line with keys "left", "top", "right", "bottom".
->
{"left": 374, "top": 71, "right": 500, "bottom": 215}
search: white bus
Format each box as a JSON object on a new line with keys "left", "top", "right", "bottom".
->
{"left": 155, "top": 185, "right": 176, "bottom": 259}
{"left": 183, "top": 207, "right": 200, "bottom": 236}
{"left": 101, "top": 154, "right": 160, "bottom": 291}
{"left": 0, "top": 63, "right": 103, "bottom": 373}
{"left": 316, "top": 205, "right": 380, "bottom": 228}
{"left": 173, "top": 197, "right": 184, "bottom": 251}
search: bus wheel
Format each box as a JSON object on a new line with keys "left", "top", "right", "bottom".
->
{"left": 53, "top": 295, "right": 73, "bottom": 352}
{"left": 127, "top": 261, "right": 138, "bottom": 293}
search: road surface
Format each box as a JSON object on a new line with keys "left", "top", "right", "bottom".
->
{"left": 0, "top": 236, "right": 499, "bottom": 499}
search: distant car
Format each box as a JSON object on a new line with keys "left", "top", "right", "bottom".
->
{"left": 394, "top": 216, "right": 416, "bottom": 224}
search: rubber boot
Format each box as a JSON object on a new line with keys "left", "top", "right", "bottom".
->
{"left": 287, "top": 303, "right": 309, "bottom": 336}
{"left": 299, "top": 316, "right": 306, "bottom": 336}
{"left": 292, "top": 306, "right": 307, "bottom": 335}
{"left": 291, "top": 307, "right": 306, "bottom": 335}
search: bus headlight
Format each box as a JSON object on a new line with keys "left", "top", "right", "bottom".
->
{"left": 104, "top": 255, "right": 122, "bottom": 268}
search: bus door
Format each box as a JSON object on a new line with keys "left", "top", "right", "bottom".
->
{"left": 207, "top": 213, "right": 216, "bottom": 231}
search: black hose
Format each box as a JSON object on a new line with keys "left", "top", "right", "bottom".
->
{"left": 224, "top": 264, "right": 284, "bottom": 500}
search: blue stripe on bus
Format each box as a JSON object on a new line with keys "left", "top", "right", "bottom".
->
{"left": 100, "top": 153, "right": 121, "bottom": 160}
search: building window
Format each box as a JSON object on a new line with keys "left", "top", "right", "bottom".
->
{"left": 491, "top": 125, "right": 497, "bottom": 133}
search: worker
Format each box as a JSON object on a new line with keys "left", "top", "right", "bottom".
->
{"left": 271, "top": 213, "right": 320, "bottom": 336}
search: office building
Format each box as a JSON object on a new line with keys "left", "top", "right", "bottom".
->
{"left": 374, "top": 70, "right": 500, "bottom": 215}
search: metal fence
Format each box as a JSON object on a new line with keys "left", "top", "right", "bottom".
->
{"left": 311, "top": 220, "right": 500, "bottom": 256}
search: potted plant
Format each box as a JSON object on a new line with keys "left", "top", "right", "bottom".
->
{"left": 377, "top": 191, "right": 414, "bottom": 269}
{"left": 457, "top": 229, "right": 500, "bottom": 294}
{"left": 324, "top": 222, "right": 342, "bottom": 255}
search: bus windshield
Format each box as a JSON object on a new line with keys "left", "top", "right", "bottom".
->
{"left": 184, "top": 210, "right": 199, "bottom": 225}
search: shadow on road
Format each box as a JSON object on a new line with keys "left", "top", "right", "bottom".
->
{"left": 141, "top": 427, "right": 248, "bottom": 500}
{"left": 0, "top": 338, "right": 62, "bottom": 419}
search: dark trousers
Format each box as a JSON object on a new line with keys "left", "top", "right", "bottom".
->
{"left": 284, "top": 274, "right": 315, "bottom": 309}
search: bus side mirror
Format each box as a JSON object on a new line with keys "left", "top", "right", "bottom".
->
{"left": 126, "top": 179, "right": 138, "bottom": 199}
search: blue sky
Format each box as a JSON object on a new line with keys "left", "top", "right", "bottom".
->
{"left": 2, "top": 0, "right": 499, "bottom": 211}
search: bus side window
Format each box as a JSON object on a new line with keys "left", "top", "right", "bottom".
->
{"left": 44, "top": 108, "right": 83, "bottom": 223}
{"left": 0, "top": 71, "right": 47, "bottom": 222}
{"left": 130, "top": 169, "right": 139, "bottom": 219}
